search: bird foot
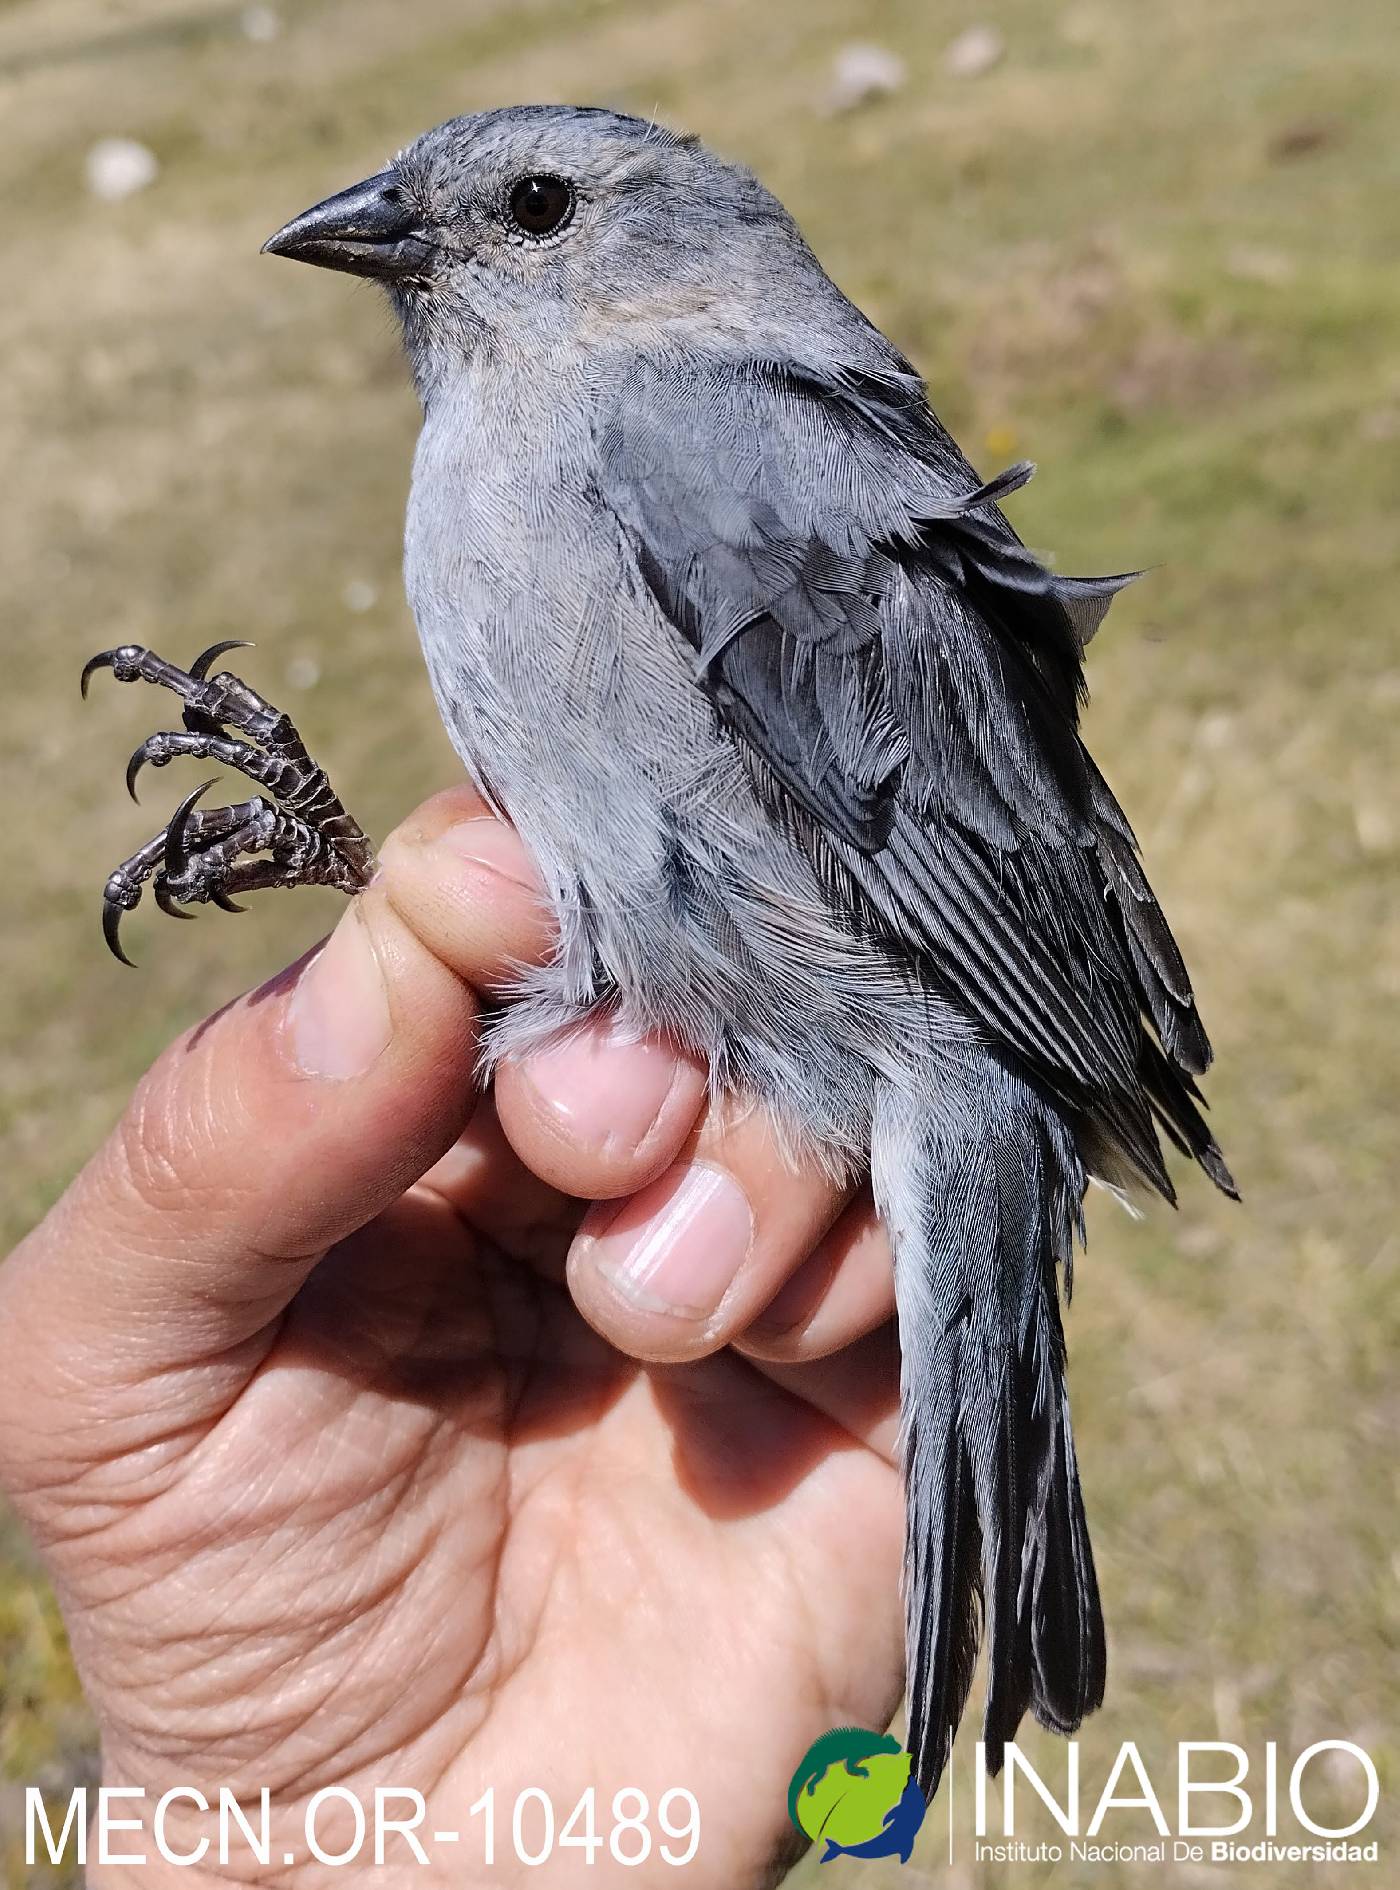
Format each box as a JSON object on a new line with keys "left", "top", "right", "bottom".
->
{"left": 82, "top": 641, "right": 376, "bottom": 965}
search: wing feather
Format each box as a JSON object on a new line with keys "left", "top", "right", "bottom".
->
{"left": 602, "top": 355, "right": 1232, "bottom": 1194}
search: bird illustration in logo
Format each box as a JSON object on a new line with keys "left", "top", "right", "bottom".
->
{"left": 788, "top": 1727, "right": 928, "bottom": 1864}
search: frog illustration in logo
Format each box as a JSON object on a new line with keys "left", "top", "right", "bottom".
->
{"left": 787, "top": 1727, "right": 928, "bottom": 1864}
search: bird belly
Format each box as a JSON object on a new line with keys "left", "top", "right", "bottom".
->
{"left": 409, "top": 612, "right": 936, "bottom": 1160}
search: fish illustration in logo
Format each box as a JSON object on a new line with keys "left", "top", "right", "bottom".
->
{"left": 788, "top": 1727, "right": 928, "bottom": 1865}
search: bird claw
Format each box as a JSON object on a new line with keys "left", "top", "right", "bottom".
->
{"left": 101, "top": 863, "right": 146, "bottom": 968}
{"left": 83, "top": 641, "right": 376, "bottom": 964}
{"left": 102, "top": 899, "right": 137, "bottom": 969}
{"left": 154, "top": 881, "right": 196, "bottom": 921}
{"left": 189, "top": 638, "right": 254, "bottom": 681}
{"left": 164, "top": 780, "right": 215, "bottom": 881}
{"left": 80, "top": 644, "right": 144, "bottom": 700}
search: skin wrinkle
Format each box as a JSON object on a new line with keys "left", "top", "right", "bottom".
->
{"left": 224, "top": 1568, "right": 460, "bottom": 1785}
{"left": 6, "top": 1300, "right": 292, "bottom": 1489}
{"left": 410, "top": 1174, "right": 578, "bottom": 1272}
{"left": 108, "top": 1074, "right": 324, "bottom": 1292}
{"left": 104, "top": 1650, "right": 484, "bottom": 1811}
{"left": 426, "top": 1294, "right": 600, "bottom": 1765}
{"left": 350, "top": 1234, "right": 518, "bottom": 1735}
{"left": 488, "top": 1442, "right": 588, "bottom": 1694}
{"left": 72, "top": 1258, "right": 488, "bottom": 1587}
{"left": 114, "top": 1089, "right": 252, "bottom": 1241}
{"left": 92, "top": 1426, "right": 498, "bottom": 1788}
{"left": 33, "top": 1328, "right": 292, "bottom": 1520}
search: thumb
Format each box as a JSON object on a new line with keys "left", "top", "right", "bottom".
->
{"left": 0, "top": 883, "right": 477, "bottom": 1467}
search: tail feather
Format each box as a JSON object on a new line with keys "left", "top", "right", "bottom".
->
{"left": 1027, "top": 1383, "right": 1106, "bottom": 1734}
{"left": 901, "top": 1340, "right": 984, "bottom": 1793}
{"left": 876, "top": 1069, "right": 1106, "bottom": 1800}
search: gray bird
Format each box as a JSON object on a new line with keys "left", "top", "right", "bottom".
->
{"left": 88, "top": 106, "right": 1235, "bottom": 1799}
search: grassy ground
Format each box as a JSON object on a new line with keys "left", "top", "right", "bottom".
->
{"left": 1, "top": 0, "right": 1397, "bottom": 1882}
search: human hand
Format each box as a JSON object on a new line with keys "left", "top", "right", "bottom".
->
{"left": 0, "top": 786, "right": 904, "bottom": 1889}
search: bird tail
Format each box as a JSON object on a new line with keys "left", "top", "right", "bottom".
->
{"left": 873, "top": 1064, "right": 1106, "bottom": 1801}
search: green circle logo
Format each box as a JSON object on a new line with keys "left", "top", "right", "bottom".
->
{"left": 787, "top": 1727, "right": 927, "bottom": 1865}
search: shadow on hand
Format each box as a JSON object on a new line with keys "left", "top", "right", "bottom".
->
{"left": 267, "top": 1187, "right": 892, "bottom": 1525}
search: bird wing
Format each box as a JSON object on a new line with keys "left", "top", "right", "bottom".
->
{"left": 600, "top": 354, "right": 1232, "bottom": 1194}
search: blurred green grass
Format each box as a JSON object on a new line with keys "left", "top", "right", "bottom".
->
{"left": 1, "top": 0, "right": 1397, "bottom": 1883}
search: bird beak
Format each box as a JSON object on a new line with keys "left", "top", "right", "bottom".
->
{"left": 262, "top": 171, "right": 430, "bottom": 281}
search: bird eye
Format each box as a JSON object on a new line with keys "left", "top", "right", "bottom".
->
{"left": 507, "top": 175, "right": 576, "bottom": 239}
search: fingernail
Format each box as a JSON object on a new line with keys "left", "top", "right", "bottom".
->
{"left": 524, "top": 1027, "right": 688, "bottom": 1155}
{"left": 436, "top": 816, "right": 541, "bottom": 892}
{"left": 286, "top": 909, "right": 392, "bottom": 1079}
{"left": 584, "top": 1163, "right": 753, "bottom": 1318}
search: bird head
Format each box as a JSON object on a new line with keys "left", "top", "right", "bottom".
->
{"left": 263, "top": 105, "right": 816, "bottom": 399}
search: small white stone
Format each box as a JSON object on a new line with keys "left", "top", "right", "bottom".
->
{"left": 342, "top": 579, "right": 378, "bottom": 614}
{"left": 241, "top": 5, "right": 281, "bottom": 42}
{"left": 825, "top": 42, "right": 908, "bottom": 114}
{"left": 1198, "top": 711, "right": 1235, "bottom": 752}
{"left": 85, "top": 138, "right": 159, "bottom": 203}
{"left": 285, "top": 656, "right": 321, "bottom": 691}
{"left": 943, "top": 24, "right": 1006, "bottom": 78}
{"left": 1354, "top": 801, "right": 1395, "bottom": 855}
